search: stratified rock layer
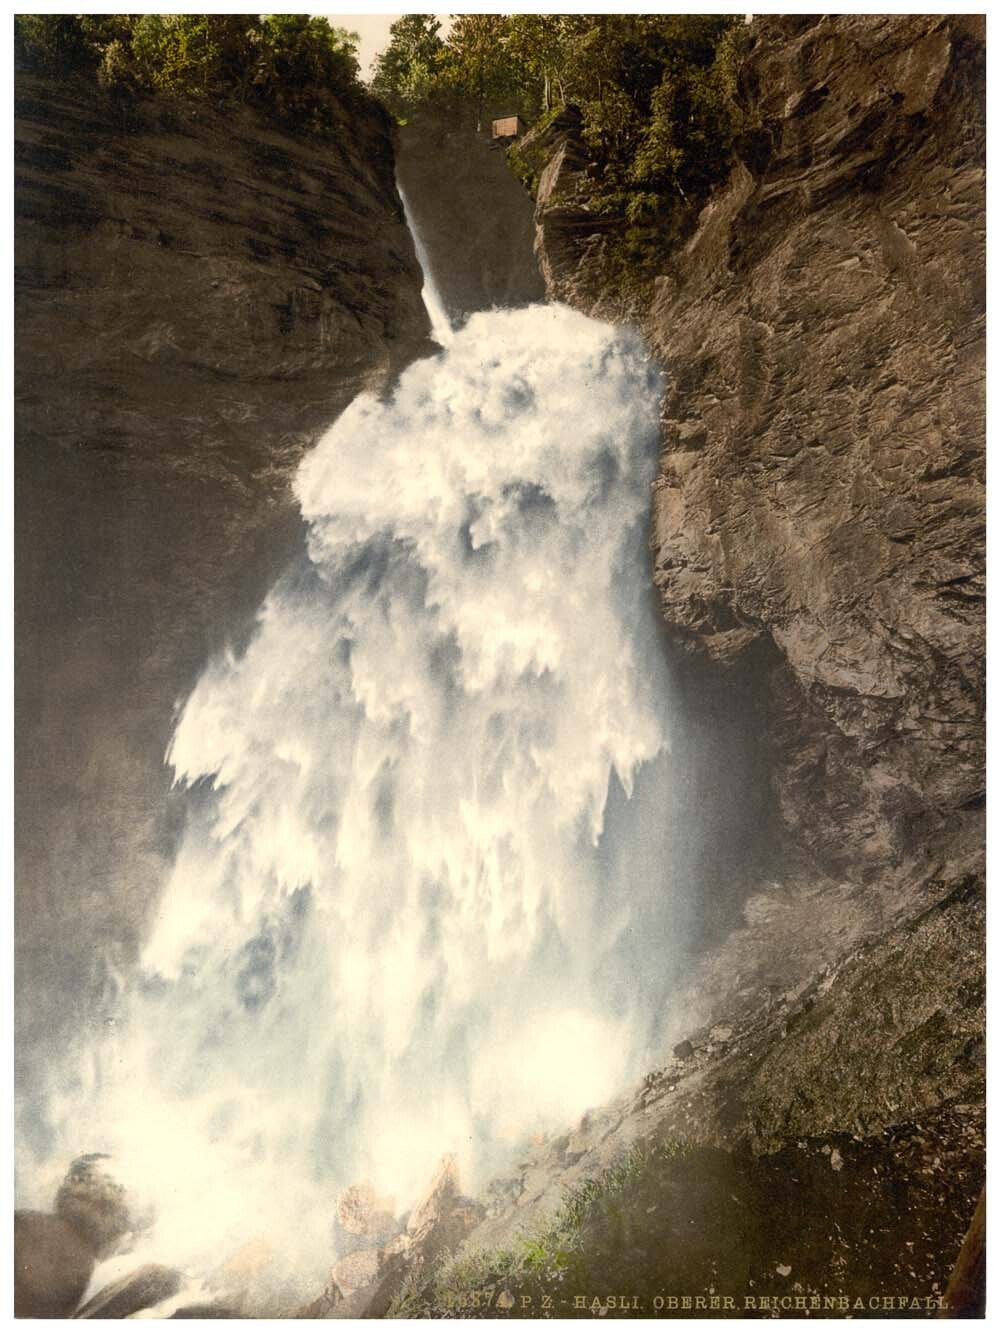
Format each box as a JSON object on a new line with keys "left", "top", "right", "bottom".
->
{"left": 536, "top": 15, "right": 985, "bottom": 875}
{"left": 646, "top": 16, "right": 985, "bottom": 872}
{"left": 396, "top": 111, "right": 545, "bottom": 324}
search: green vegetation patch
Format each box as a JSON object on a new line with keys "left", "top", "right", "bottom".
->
{"left": 387, "top": 1112, "right": 983, "bottom": 1318}
{"left": 389, "top": 1140, "right": 723, "bottom": 1317}
{"left": 371, "top": 16, "right": 751, "bottom": 275}
{"left": 14, "top": 14, "right": 369, "bottom": 134}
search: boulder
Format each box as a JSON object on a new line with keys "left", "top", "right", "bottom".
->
{"left": 335, "top": 1183, "right": 397, "bottom": 1239}
{"left": 331, "top": 1246, "right": 382, "bottom": 1295}
{"left": 14, "top": 1211, "right": 96, "bottom": 1317}
{"left": 359, "top": 1157, "right": 486, "bottom": 1317}
{"left": 73, "top": 1262, "right": 181, "bottom": 1318}
{"left": 170, "top": 1304, "right": 240, "bottom": 1318}
{"left": 295, "top": 1276, "right": 345, "bottom": 1319}
{"left": 14, "top": 1153, "right": 138, "bottom": 1317}
{"left": 296, "top": 1156, "right": 488, "bottom": 1319}
{"left": 55, "top": 1153, "right": 133, "bottom": 1259}
{"left": 405, "top": 1155, "right": 486, "bottom": 1262}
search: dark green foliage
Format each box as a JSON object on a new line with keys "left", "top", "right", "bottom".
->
{"left": 505, "top": 107, "right": 561, "bottom": 195}
{"left": 563, "top": 16, "right": 748, "bottom": 275}
{"left": 14, "top": 14, "right": 364, "bottom": 133}
{"left": 250, "top": 15, "right": 361, "bottom": 127}
{"left": 370, "top": 15, "right": 446, "bottom": 122}
{"left": 370, "top": 14, "right": 748, "bottom": 269}
{"left": 14, "top": 14, "right": 107, "bottom": 72}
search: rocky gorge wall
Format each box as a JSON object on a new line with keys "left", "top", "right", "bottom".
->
{"left": 527, "top": 13, "right": 985, "bottom": 1037}
{"left": 534, "top": 14, "right": 985, "bottom": 888}
{"left": 391, "top": 14, "right": 985, "bottom": 1311}
{"left": 15, "top": 16, "right": 987, "bottom": 1311}
{"left": 15, "top": 71, "right": 430, "bottom": 1147}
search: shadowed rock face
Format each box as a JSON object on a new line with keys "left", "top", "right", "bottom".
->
{"left": 14, "top": 1213, "right": 96, "bottom": 1317}
{"left": 75, "top": 1263, "right": 182, "bottom": 1319}
{"left": 647, "top": 15, "right": 986, "bottom": 872}
{"left": 54, "top": 1153, "right": 132, "bottom": 1259}
{"left": 15, "top": 73, "right": 430, "bottom": 1146}
{"left": 298, "top": 1155, "right": 486, "bottom": 1319}
{"left": 395, "top": 111, "right": 545, "bottom": 324}
{"left": 530, "top": 14, "right": 985, "bottom": 979}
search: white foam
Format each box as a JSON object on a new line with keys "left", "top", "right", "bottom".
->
{"left": 28, "top": 303, "right": 678, "bottom": 1302}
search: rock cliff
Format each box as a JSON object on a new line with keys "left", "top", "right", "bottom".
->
{"left": 395, "top": 110, "right": 545, "bottom": 324}
{"left": 15, "top": 73, "right": 430, "bottom": 1127}
{"left": 534, "top": 15, "right": 985, "bottom": 882}
{"left": 437, "top": 13, "right": 984, "bottom": 1306}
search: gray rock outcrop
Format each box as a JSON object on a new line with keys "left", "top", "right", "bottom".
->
{"left": 532, "top": 15, "right": 985, "bottom": 884}
{"left": 14, "top": 1213, "right": 97, "bottom": 1318}
{"left": 395, "top": 110, "right": 545, "bottom": 324}
{"left": 297, "top": 1156, "right": 485, "bottom": 1319}
{"left": 74, "top": 1262, "right": 181, "bottom": 1318}
{"left": 646, "top": 16, "right": 985, "bottom": 876}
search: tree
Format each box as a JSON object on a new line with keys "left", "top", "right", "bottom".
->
{"left": 128, "top": 16, "right": 256, "bottom": 97}
{"left": 15, "top": 15, "right": 98, "bottom": 72}
{"left": 629, "top": 17, "right": 743, "bottom": 200}
{"left": 15, "top": 13, "right": 366, "bottom": 134}
{"left": 370, "top": 14, "right": 444, "bottom": 120}
{"left": 441, "top": 14, "right": 516, "bottom": 133}
{"left": 252, "top": 15, "right": 360, "bottom": 122}
{"left": 504, "top": 15, "right": 573, "bottom": 114}
{"left": 363, "top": 8, "right": 746, "bottom": 268}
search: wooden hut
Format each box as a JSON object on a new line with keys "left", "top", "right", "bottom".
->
{"left": 491, "top": 115, "right": 528, "bottom": 142}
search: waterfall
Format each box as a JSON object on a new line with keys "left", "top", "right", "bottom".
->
{"left": 25, "top": 285, "right": 683, "bottom": 1307}
{"left": 399, "top": 181, "right": 454, "bottom": 345}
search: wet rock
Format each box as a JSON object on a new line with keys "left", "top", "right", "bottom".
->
{"left": 531, "top": 14, "right": 985, "bottom": 894}
{"left": 295, "top": 1276, "right": 344, "bottom": 1319}
{"left": 55, "top": 1153, "right": 133, "bottom": 1259}
{"left": 405, "top": 1154, "right": 486, "bottom": 1263}
{"left": 643, "top": 16, "right": 986, "bottom": 876}
{"left": 336, "top": 1183, "right": 397, "bottom": 1239}
{"left": 332, "top": 1245, "right": 382, "bottom": 1295}
{"left": 14, "top": 1154, "right": 137, "bottom": 1317}
{"left": 74, "top": 1262, "right": 181, "bottom": 1318}
{"left": 300, "top": 1156, "right": 487, "bottom": 1320}
{"left": 169, "top": 1305, "right": 240, "bottom": 1318}
{"left": 396, "top": 110, "right": 545, "bottom": 324}
{"left": 14, "top": 1212, "right": 96, "bottom": 1317}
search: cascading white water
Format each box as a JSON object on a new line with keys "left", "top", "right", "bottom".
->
{"left": 399, "top": 182, "right": 454, "bottom": 346}
{"left": 25, "top": 286, "right": 684, "bottom": 1309}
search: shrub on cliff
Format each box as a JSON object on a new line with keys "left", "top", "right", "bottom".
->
{"left": 14, "top": 14, "right": 365, "bottom": 133}
{"left": 370, "top": 14, "right": 448, "bottom": 122}
{"left": 370, "top": 14, "right": 746, "bottom": 269}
